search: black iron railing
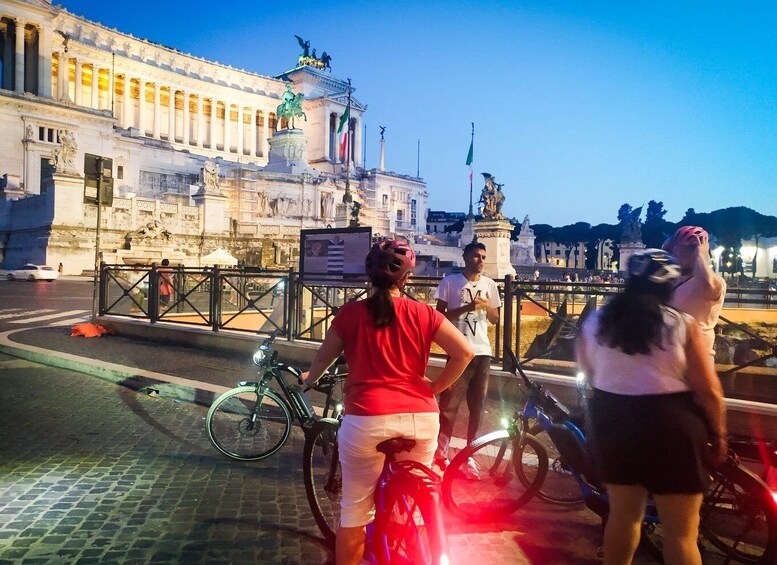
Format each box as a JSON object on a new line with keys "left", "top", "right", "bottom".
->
{"left": 100, "top": 264, "right": 776, "bottom": 372}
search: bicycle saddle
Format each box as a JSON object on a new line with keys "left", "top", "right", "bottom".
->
{"left": 376, "top": 437, "right": 416, "bottom": 456}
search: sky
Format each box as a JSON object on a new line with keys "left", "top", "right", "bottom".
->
{"left": 57, "top": 0, "right": 777, "bottom": 226}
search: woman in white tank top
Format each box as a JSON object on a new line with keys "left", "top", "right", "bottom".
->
{"left": 577, "top": 249, "right": 727, "bottom": 565}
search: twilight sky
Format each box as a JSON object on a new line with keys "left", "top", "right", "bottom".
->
{"left": 58, "top": 0, "right": 777, "bottom": 226}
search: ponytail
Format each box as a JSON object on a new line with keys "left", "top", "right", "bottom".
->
{"left": 365, "top": 286, "right": 396, "bottom": 328}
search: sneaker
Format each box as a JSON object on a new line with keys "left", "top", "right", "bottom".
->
{"left": 463, "top": 457, "right": 481, "bottom": 480}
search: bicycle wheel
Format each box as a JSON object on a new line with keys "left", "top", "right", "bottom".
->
{"left": 303, "top": 419, "right": 341, "bottom": 545}
{"left": 377, "top": 474, "right": 449, "bottom": 565}
{"left": 641, "top": 458, "right": 777, "bottom": 563}
{"left": 442, "top": 430, "right": 548, "bottom": 522}
{"left": 517, "top": 424, "right": 584, "bottom": 505}
{"left": 206, "top": 386, "right": 291, "bottom": 460}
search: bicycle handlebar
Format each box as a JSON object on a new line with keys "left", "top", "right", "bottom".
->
{"left": 506, "top": 348, "right": 568, "bottom": 417}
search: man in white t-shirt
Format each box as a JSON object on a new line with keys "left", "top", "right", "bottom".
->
{"left": 433, "top": 241, "right": 502, "bottom": 472}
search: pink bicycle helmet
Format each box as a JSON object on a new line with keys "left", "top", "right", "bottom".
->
{"left": 628, "top": 249, "right": 681, "bottom": 285}
{"left": 365, "top": 239, "right": 416, "bottom": 288}
{"left": 664, "top": 225, "right": 708, "bottom": 250}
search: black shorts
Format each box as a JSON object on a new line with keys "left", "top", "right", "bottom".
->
{"left": 588, "top": 389, "right": 711, "bottom": 494}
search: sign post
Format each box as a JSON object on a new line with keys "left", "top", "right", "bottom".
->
{"left": 84, "top": 154, "right": 113, "bottom": 322}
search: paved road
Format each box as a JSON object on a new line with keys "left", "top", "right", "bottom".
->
{"left": 0, "top": 281, "right": 663, "bottom": 564}
{"left": 0, "top": 278, "right": 92, "bottom": 330}
{"left": 0, "top": 352, "right": 638, "bottom": 564}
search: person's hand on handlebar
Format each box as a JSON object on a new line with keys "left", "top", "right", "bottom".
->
{"left": 300, "top": 371, "right": 316, "bottom": 388}
{"left": 708, "top": 434, "right": 728, "bottom": 468}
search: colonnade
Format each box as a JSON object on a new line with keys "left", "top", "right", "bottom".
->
{"left": 0, "top": 17, "right": 52, "bottom": 97}
{"left": 51, "top": 51, "right": 276, "bottom": 159}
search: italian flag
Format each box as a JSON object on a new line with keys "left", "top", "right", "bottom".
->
{"left": 466, "top": 137, "right": 474, "bottom": 183}
{"left": 338, "top": 101, "right": 351, "bottom": 162}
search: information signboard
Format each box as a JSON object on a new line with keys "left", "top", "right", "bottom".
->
{"left": 299, "top": 227, "right": 372, "bottom": 279}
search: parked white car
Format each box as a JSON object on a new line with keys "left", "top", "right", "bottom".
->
{"left": 6, "top": 264, "right": 60, "bottom": 282}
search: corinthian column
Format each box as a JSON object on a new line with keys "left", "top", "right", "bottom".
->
{"left": 138, "top": 80, "right": 147, "bottom": 133}
{"left": 90, "top": 65, "right": 99, "bottom": 108}
{"left": 38, "top": 25, "right": 52, "bottom": 98}
{"left": 209, "top": 98, "right": 217, "bottom": 149}
{"left": 168, "top": 88, "right": 176, "bottom": 141}
{"left": 182, "top": 91, "right": 190, "bottom": 145}
{"left": 196, "top": 95, "right": 204, "bottom": 147}
{"left": 152, "top": 83, "right": 161, "bottom": 138}
{"left": 248, "top": 108, "right": 256, "bottom": 157}
{"left": 14, "top": 19, "right": 25, "bottom": 93}
{"left": 121, "top": 75, "right": 131, "bottom": 128}
{"left": 74, "top": 59, "right": 84, "bottom": 105}
{"left": 223, "top": 103, "right": 231, "bottom": 153}
{"left": 237, "top": 105, "right": 244, "bottom": 155}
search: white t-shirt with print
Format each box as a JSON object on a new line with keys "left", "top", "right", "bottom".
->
{"left": 434, "top": 273, "right": 501, "bottom": 356}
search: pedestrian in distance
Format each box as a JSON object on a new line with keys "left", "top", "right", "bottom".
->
{"left": 433, "top": 241, "right": 501, "bottom": 477}
{"left": 158, "top": 258, "right": 174, "bottom": 307}
{"left": 577, "top": 249, "right": 727, "bottom": 565}
{"left": 302, "top": 239, "right": 473, "bottom": 565}
{"left": 663, "top": 225, "right": 726, "bottom": 358}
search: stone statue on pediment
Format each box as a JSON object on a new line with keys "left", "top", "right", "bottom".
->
{"left": 479, "top": 172, "right": 505, "bottom": 220}
{"left": 295, "top": 35, "right": 310, "bottom": 58}
{"left": 321, "top": 192, "right": 335, "bottom": 219}
{"left": 320, "top": 52, "right": 332, "bottom": 72}
{"left": 621, "top": 206, "right": 643, "bottom": 244}
{"left": 52, "top": 129, "right": 77, "bottom": 173}
{"left": 200, "top": 158, "right": 221, "bottom": 193}
{"left": 520, "top": 215, "right": 533, "bottom": 235}
{"left": 124, "top": 219, "right": 172, "bottom": 249}
{"left": 276, "top": 84, "right": 306, "bottom": 129}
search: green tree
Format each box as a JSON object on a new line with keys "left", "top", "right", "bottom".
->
{"left": 585, "top": 223, "right": 620, "bottom": 269}
{"left": 642, "top": 200, "right": 672, "bottom": 248}
{"left": 617, "top": 203, "right": 633, "bottom": 224}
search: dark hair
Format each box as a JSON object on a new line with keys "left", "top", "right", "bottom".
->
{"left": 366, "top": 286, "right": 395, "bottom": 329}
{"left": 463, "top": 242, "right": 486, "bottom": 256}
{"left": 595, "top": 278, "right": 673, "bottom": 355}
{"left": 161, "top": 259, "right": 170, "bottom": 266}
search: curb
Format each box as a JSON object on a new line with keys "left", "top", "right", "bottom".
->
{"left": 0, "top": 327, "right": 229, "bottom": 405}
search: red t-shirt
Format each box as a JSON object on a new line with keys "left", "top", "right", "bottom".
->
{"left": 332, "top": 296, "right": 444, "bottom": 416}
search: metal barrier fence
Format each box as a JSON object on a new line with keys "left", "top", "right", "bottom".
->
{"left": 100, "top": 264, "right": 776, "bottom": 372}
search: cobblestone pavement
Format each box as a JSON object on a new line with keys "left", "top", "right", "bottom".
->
{"left": 0, "top": 351, "right": 661, "bottom": 564}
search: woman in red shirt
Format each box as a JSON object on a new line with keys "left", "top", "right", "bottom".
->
{"left": 303, "top": 239, "right": 473, "bottom": 565}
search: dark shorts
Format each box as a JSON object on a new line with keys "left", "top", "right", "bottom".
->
{"left": 588, "top": 389, "right": 711, "bottom": 494}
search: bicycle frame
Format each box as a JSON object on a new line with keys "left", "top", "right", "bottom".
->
{"left": 509, "top": 351, "right": 662, "bottom": 525}
{"left": 372, "top": 452, "right": 448, "bottom": 564}
{"left": 241, "top": 338, "right": 344, "bottom": 430}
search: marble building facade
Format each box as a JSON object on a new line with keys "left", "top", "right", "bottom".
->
{"left": 0, "top": 0, "right": 428, "bottom": 274}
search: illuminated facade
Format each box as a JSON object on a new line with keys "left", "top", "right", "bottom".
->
{"left": 0, "top": 0, "right": 428, "bottom": 273}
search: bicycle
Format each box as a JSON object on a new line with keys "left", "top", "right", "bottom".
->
{"left": 506, "top": 350, "right": 777, "bottom": 564}
{"left": 440, "top": 423, "right": 549, "bottom": 521}
{"left": 206, "top": 334, "right": 346, "bottom": 461}
{"left": 303, "top": 418, "right": 449, "bottom": 564}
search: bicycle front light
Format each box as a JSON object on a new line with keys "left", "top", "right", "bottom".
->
{"left": 252, "top": 349, "right": 265, "bottom": 365}
{"left": 500, "top": 416, "right": 510, "bottom": 429}
{"left": 576, "top": 371, "right": 586, "bottom": 384}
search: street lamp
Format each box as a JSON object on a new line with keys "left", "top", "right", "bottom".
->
{"left": 740, "top": 245, "right": 757, "bottom": 280}
{"left": 711, "top": 246, "right": 725, "bottom": 273}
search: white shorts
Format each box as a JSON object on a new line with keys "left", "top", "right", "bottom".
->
{"left": 337, "top": 412, "right": 439, "bottom": 528}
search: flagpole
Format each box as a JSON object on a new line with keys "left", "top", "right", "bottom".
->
{"left": 467, "top": 122, "right": 474, "bottom": 220}
{"left": 343, "top": 78, "right": 353, "bottom": 204}
{"left": 416, "top": 139, "right": 420, "bottom": 178}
